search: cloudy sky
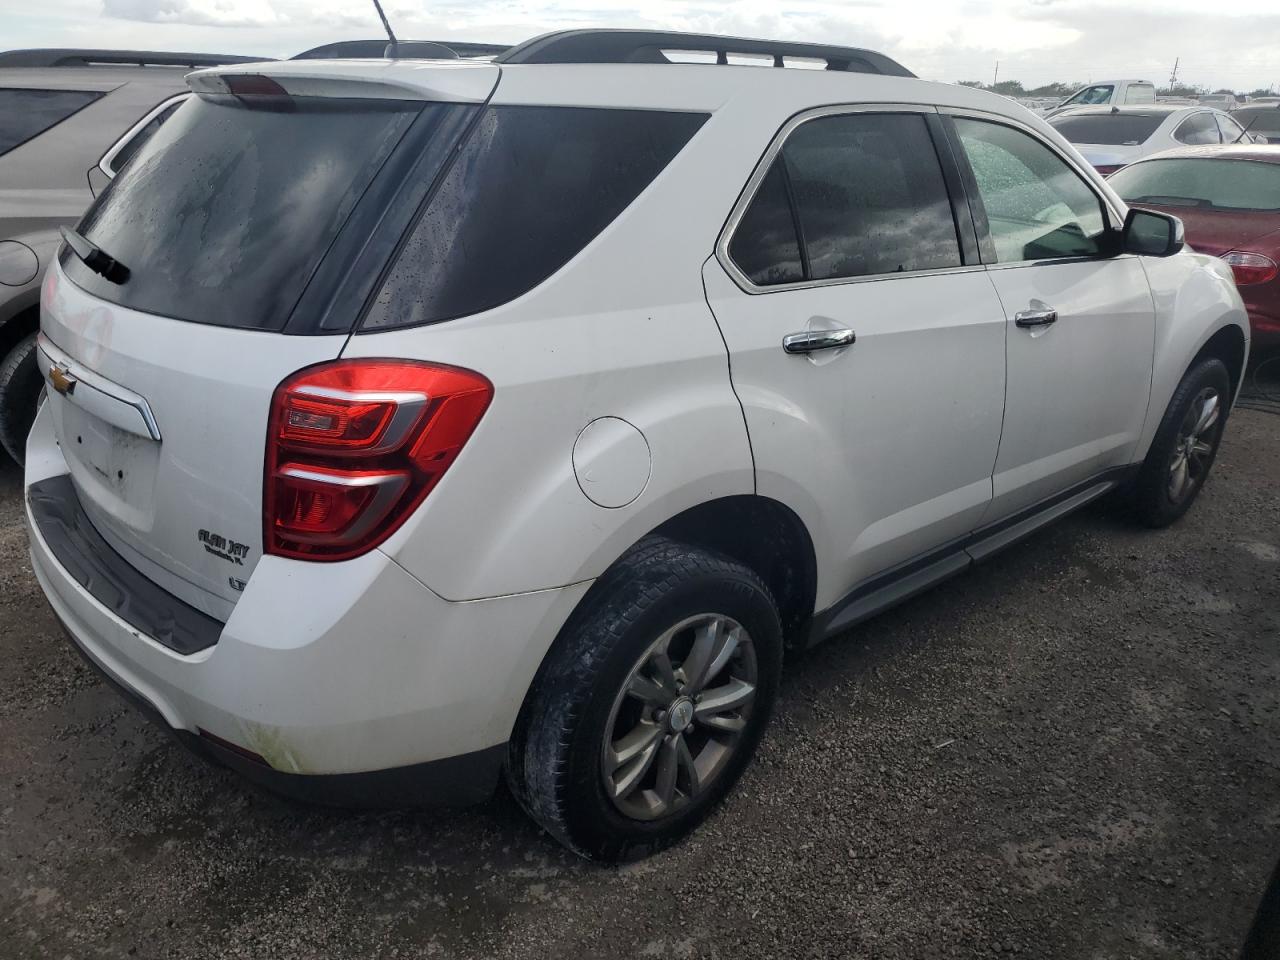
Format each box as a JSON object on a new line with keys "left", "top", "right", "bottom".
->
{"left": 6, "top": 0, "right": 1280, "bottom": 92}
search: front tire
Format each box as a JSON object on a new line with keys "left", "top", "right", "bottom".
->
{"left": 0, "top": 332, "right": 39, "bottom": 466}
{"left": 508, "top": 536, "right": 783, "bottom": 861}
{"left": 1133, "top": 357, "right": 1231, "bottom": 528}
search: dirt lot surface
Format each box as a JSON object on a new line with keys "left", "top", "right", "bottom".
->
{"left": 2, "top": 404, "right": 1278, "bottom": 960}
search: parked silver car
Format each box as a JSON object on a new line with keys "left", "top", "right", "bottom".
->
{"left": 0, "top": 48, "right": 258, "bottom": 463}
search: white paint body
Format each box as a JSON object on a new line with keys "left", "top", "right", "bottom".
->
{"left": 1053, "top": 105, "right": 1257, "bottom": 170}
{"left": 26, "top": 57, "right": 1248, "bottom": 778}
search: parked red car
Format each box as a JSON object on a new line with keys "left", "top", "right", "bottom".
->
{"left": 1109, "top": 145, "right": 1280, "bottom": 349}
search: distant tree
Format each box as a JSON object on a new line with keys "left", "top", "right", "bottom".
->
{"left": 956, "top": 80, "right": 985, "bottom": 88}
{"left": 990, "top": 80, "right": 1027, "bottom": 96}
{"left": 1027, "top": 81, "right": 1078, "bottom": 97}
{"left": 1159, "top": 83, "right": 1203, "bottom": 97}
{"left": 1213, "top": 88, "right": 1238, "bottom": 95}
{"left": 1248, "top": 87, "right": 1276, "bottom": 98}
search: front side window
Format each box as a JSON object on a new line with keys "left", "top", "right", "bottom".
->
{"left": 954, "top": 117, "right": 1109, "bottom": 263}
{"left": 728, "top": 112, "right": 961, "bottom": 286}
{"left": 0, "top": 88, "right": 102, "bottom": 156}
{"left": 1175, "top": 113, "right": 1221, "bottom": 145}
{"left": 363, "top": 106, "right": 707, "bottom": 330}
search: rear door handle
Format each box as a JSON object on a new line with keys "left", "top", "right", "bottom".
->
{"left": 1014, "top": 308, "right": 1058, "bottom": 328}
{"left": 782, "top": 328, "right": 856, "bottom": 354}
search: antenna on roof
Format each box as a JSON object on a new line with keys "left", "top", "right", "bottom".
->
{"left": 369, "top": 0, "right": 399, "bottom": 58}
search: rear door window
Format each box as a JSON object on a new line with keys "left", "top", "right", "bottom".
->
{"left": 0, "top": 88, "right": 103, "bottom": 156}
{"left": 727, "top": 112, "right": 962, "bottom": 286}
{"left": 65, "top": 94, "right": 425, "bottom": 331}
{"left": 1175, "top": 113, "right": 1222, "bottom": 145}
{"left": 362, "top": 106, "right": 707, "bottom": 330}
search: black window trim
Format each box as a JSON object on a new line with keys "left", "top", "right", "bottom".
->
{"left": 716, "top": 102, "right": 982, "bottom": 295}
{"left": 938, "top": 107, "right": 1131, "bottom": 271}
{"left": 97, "top": 92, "right": 190, "bottom": 178}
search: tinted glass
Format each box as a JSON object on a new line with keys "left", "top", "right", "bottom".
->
{"left": 68, "top": 94, "right": 420, "bottom": 330}
{"left": 779, "top": 112, "right": 960, "bottom": 280}
{"left": 728, "top": 161, "right": 803, "bottom": 286}
{"left": 1174, "top": 113, "right": 1221, "bottom": 145}
{"left": 955, "top": 118, "right": 1109, "bottom": 262}
{"left": 1233, "top": 108, "right": 1280, "bottom": 138}
{"left": 106, "top": 100, "right": 183, "bottom": 175}
{"left": 364, "top": 106, "right": 707, "bottom": 330}
{"left": 1110, "top": 158, "right": 1280, "bottom": 212}
{"left": 1049, "top": 113, "right": 1163, "bottom": 145}
{"left": 0, "top": 88, "right": 102, "bottom": 156}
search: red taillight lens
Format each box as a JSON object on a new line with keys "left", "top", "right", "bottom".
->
{"left": 1094, "top": 164, "right": 1124, "bottom": 176}
{"left": 265, "top": 359, "right": 492, "bottom": 561}
{"left": 1221, "top": 251, "right": 1279, "bottom": 286}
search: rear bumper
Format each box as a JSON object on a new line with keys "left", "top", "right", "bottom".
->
{"left": 24, "top": 405, "right": 591, "bottom": 805}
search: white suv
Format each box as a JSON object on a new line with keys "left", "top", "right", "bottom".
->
{"left": 25, "top": 30, "right": 1249, "bottom": 861}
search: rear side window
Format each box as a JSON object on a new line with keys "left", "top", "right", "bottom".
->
{"left": 0, "top": 88, "right": 102, "bottom": 156}
{"left": 105, "top": 99, "right": 184, "bottom": 176}
{"left": 728, "top": 112, "right": 962, "bottom": 286}
{"left": 362, "top": 106, "right": 707, "bottom": 330}
{"left": 66, "top": 94, "right": 422, "bottom": 331}
{"left": 1050, "top": 113, "right": 1163, "bottom": 145}
{"left": 1174, "top": 113, "right": 1221, "bottom": 145}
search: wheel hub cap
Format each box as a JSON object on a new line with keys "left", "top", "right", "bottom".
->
{"left": 668, "top": 697, "right": 695, "bottom": 733}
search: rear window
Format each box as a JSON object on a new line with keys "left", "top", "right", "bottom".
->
{"left": 1235, "top": 108, "right": 1280, "bottom": 137}
{"left": 1050, "top": 113, "right": 1164, "bottom": 145}
{"left": 65, "top": 94, "right": 421, "bottom": 331}
{"left": 362, "top": 106, "right": 707, "bottom": 330}
{"left": 0, "top": 88, "right": 102, "bottom": 156}
{"left": 1109, "top": 158, "right": 1280, "bottom": 212}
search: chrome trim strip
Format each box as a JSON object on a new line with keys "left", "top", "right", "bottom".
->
{"left": 37, "top": 333, "right": 162, "bottom": 442}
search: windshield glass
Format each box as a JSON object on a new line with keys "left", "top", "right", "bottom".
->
{"left": 66, "top": 93, "right": 423, "bottom": 331}
{"left": 1062, "top": 85, "right": 1114, "bottom": 107}
{"left": 1050, "top": 113, "right": 1164, "bottom": 145}
{"left": 1110, "top": 158, "right": 1280, "bottom": 211}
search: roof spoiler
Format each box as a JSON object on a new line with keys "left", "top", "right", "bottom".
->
{"left": 494, "top": 29, "right": 915, "bottom": 77}
{"left": 0, "top": 48, "right": 266, "bottom": 69}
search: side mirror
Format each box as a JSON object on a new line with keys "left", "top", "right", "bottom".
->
{"left": 1123, "top": 208, "right": 1184, "bottom": 257}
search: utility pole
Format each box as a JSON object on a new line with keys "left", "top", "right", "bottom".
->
{"left": 1168, "top": 57, "right": 1180, "bottom": 90}
{"left": 992, "top": 60, "right": 999, "bottom": 87}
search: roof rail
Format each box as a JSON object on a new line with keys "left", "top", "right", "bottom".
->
{"left": 0, "top": 48, "right": 265, "bottom": 69}
{"left": 494, "top": 29, "right": 915, "bottom": 77}
{"left": 292, "top": 40, "right": 511, "bottom": 61}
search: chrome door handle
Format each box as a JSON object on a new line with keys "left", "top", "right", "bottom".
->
{"left": 1014, "top": 308, "right": 1058, "bottom": 328}
{"left": 782, "top": 328, "right": 856, "bottom": 354}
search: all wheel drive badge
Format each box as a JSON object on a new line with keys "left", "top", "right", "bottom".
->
{"left": 198, "top": 529, "right": 250, "bottom": 566}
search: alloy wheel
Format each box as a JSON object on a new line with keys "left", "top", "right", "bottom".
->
{"left": 601, "top": 614, "right": 758, "bottom": 822}
{"left": 1168, "top": 386, "right": 1220, "bottom": 503}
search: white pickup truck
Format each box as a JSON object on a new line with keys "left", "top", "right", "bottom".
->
{"left": 1046, "top": 79, "right": 1157, "bottom": 118}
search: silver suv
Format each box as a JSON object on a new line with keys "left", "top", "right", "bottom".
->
{"left": 0, "top": 48, "right": 257, "bottom": 463}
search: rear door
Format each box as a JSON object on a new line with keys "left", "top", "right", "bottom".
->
{"left": 946, "top": 114, "right": 1155, "bottom": 522}
{"left": 705, "top": 107, "right": 1007, "bottom": 599}
{"left": 40, "top": 65, "right": 497, "bottom": 619}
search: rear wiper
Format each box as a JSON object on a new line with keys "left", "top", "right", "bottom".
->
{"left": 59, "top": 226, "right": 129, "bottom": 284}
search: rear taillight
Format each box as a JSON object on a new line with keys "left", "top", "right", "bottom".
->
{"left": 1094, "top": 164, "right": 1124, "bottom": 176}
{"left": 265, "top": 359, "right": 492, "bottom": 561}
{"left": 1221, "top": 251, "right": 1279, "bottom": 286}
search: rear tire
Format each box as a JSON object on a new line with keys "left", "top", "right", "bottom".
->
{"left": 0, "top": 333, "right": 40, "bottom": 466}
{"left": 507, "top": 536, "right": 783, "bottom": 861}
{"left": 1132, "top": 357, "right": 1231, "bottom": 528}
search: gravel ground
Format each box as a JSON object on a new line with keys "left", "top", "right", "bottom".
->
{"left": 2, "top": 406, "right": 1278, "bottom": 960}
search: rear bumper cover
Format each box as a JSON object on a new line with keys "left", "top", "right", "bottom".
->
{"left": 24, "top": 404, "right": 591, "bottom": 805}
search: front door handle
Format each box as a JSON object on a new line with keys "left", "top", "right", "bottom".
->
{"left": 782, "top": 328, "right": 856, "bottom": 354}
{"left": 1014, "top": 307, "right": 1058, "bottom": 328}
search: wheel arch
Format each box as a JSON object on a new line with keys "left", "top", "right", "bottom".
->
{"left": 1191, "top": 323, "right": 1247, "bottom": 402}
{"left": 0, "top": 300, "right": 39, "bottom": 362}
